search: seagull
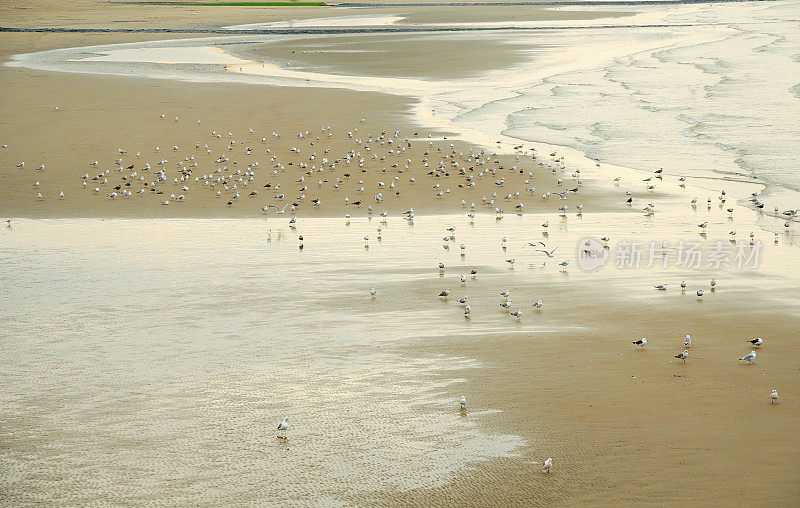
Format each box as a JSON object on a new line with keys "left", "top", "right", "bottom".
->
{"left": 506, "top": 259, "right": 516, "bottom": 268}
{"left": 747, "top": 337, "right": 763, "bottom": 348}
{"left": 523, "top": 241, "right": 546, "bottom": 249}
{"left": 369, "top": 288, "right": 376, "bottom": 299}
{"left": 459, "top": 395, "right": 467, "bottom": 409}
{"left": 439, "top": 262, "right": 445, "bottom": 272}
{"left": 532, "top": 299, "right": 543, "bottom": 311}
{"left": 500, "top": 301, "right": 511, "bottom": 311}
{"left": 654, "top": 284, "right": 668, "bottom": 290}
{"left": 457, "top": 296, "right": 468, "bottom": 306}
{"left": 500, "top": 290, "right": 512, "bottom": 299}
{"left": 558, "top": 260, "right": 569, "bottom": 270}
{"left": 542, "top": 458, "right": 553, "bottom": 474}
{"left": 5, "top": 219, "right": 12, "bottom": 227}
{"left": 464, "top": 305, "right": 471, "bottom": 318}
{"left": 633, "top": 338, "right": 647, "bottom": 349}
{"left": 533, "top": 247, "right": 558, "bottom": 257}
{"left": 770, "top": 389, "right": 779, "bottom": 404}
{"left": 739, "top": 351, "right": 757, "bottom": 364}
{"left": 684, "top": 334, "right": 691, "bottom": 347}
{"left": 277, "top": 417, "right": 289, "bottom": 438}
{"left": 680, "top": 281, "right": 686, "bottom": 291}
{"left": 470, "top": 267, "right": 478, "bottom": 277}
{"left": 698, "top": 221, "right": 708, "bottom": 230}
{"left": 696, "top": 289, "right": 704, "bottom": 298}
{"left": 674, "top": 350, "right": 689, "bottom": 364}
{"left": 460, "top": 274, "right": 466, "bottom": 285}
{"left": 510, "top": 309, "right": 522, "bottom": 320}
{"left": 439, "top": 289, "right": 450, "bottom": 300}
{"left": 710, "top": 278, "right": 716, "bottom": 289}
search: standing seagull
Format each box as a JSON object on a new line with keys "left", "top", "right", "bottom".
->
{"left": 770, "top": 390, "right": 779, "bottom": 404}
{"left": 277, "top": 417, "right": 289, "bottom": 439}
{"left": 739, "top": 351, "right": 757, "bottom": 364}
{"left": 684, "top": 334, "right": 692, "bottom": 348}
{"left": 459, "top": 395, "right": 467, "bottom": 409}
{"left": 674, "top": 350, "right": 689, "bottom": 364}
{"left": 542, "top": 458, "right": 553, "bottom": 474}
{"left": 633, "top": 338, "right": 648, "bottom": 349}
{"left": 439, "top": 289, "right": 450, "bottom": 301}
{"left": 748, "top": 337, "right": 763, "bottom": 348}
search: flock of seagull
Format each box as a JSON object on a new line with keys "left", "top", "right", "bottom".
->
{"left": 7, "top": 113, "right": 794, "bottom": 478}
{"left": 632, "top": 333, "right": 778, "bottom": 403}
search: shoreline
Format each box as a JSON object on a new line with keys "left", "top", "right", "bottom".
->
{"left": 3, "top": 29, "right": 788, "bottom": 235}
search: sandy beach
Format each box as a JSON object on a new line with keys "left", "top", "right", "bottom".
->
{"left": 2, "top": 0, "right": 799, "bottom": 505}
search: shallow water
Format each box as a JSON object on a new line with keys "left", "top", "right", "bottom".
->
{"left": 2, "top": 192, "right": 799, "bottom": 503}
{"left": 1, "top": 217, "right": 530, "bottom": 505}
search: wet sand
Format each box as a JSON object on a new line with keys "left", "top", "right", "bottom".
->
{"left": 1, "top": 1, "right": 799, "bottom": 506}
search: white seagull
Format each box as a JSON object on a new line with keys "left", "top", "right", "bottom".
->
{"left": 277, "top": 417, "right": 289, "bottom": 438}
{"left": 739, "top": 351, "right": 757, "bottom": 364}
{"left": 633, "top": 338, "right": 647, "bottom": 349}
{"left": 674, "top": 350, "right": 689, "bottom": 364}
{"left": 542, "top": 458, "right": 553, "bottom": 474}
{"left": 770, "top": 390, "right": 779, "bottom": 404}
{"left": 748, "top": 337, "right": 763, "bottom": 348}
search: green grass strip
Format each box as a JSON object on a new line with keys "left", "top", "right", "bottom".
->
{"left": 125, "top": 1, "right": 327, "bottom": 5}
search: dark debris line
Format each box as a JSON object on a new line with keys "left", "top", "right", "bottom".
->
{"left": 0, "top": 22, "right": 717, "bottom": 35}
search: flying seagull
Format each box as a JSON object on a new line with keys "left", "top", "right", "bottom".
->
{"left": 533, "top": 247, "right": 558, "bottom": 258}
{"left": 522, "top": 241, "right": 546, "bottom": 248}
